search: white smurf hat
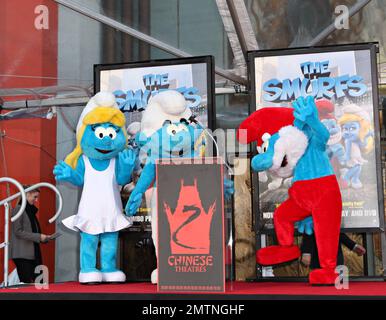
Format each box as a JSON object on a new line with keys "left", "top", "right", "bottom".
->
{"left": 65, "top": 91, "right": 125, "bottom": 169}
{"left": 127, "top": 121, "right": 141, "bottom": 137}
{"left": 76, "top": 91, "right": 119, "bottom": 134}
{"left": 341, "top": 104, "right": 371, "bottom": 122}
{"left": 140, "top": 90, "right": 192, "bottom": 137}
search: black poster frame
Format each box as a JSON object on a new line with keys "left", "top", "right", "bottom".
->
{"left": 94, "top": 55, "right": 216, "bottom": 130}
{"left": 247, "top": 43, "right": 385, "bottom": 235}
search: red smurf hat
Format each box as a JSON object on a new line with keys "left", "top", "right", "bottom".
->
{"left": 315, "top": 99, "right": 334, "bottom": 120}
{"left": 237, "top": 107, "right": 294, "bottom": 146}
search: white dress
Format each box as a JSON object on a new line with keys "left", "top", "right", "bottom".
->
{"left": 62, "top": 155, "right": 131, "bottom": 235}
{"left": 347, "top": 143, "right": 367, "bottom": 167}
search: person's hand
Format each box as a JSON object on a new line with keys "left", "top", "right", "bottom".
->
{"left": 40, "top": 234, "right": 49, "bottom": 242}
{"left": 125, "top": 190, "right": 143, "bottom": 216}
{"left": 301, "top": 254, "right": 311, "bottom": 267}
{"left": 353, "top": 244, "right": 366, "bottom": 256}
{"left": 53, "top": 161, "right": 73, "bottom": 182}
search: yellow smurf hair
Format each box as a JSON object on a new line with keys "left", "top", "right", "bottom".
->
{"left": 338, "top": 113, "right": 373, "bottom": 154}
{"left": 194, "top": 130, "right": 207, "bottom": 157}
{"left": 65, "top": 106, "right": 127, "bottom": 169}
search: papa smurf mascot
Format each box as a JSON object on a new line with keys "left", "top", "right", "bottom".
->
{"left": 125, "top": 90, "right": 233, "bottom": 284}
{"left": 54, "top": 92, "right": 136, "bottom": 284}
{"left": 238, "top": 96, "right": 342, "bottom": 285}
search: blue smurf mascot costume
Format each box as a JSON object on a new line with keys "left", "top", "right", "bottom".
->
{"left": 54, "top": 92, "right": 136, "bottom": 284}
{"left": 126, "top": 90, "right": 233, "bottom": 284}
{"left": 126, "top": 90, "right": 197, "bottom": 284}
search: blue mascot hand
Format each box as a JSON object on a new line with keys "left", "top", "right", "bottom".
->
{"left": 292, "top": 96, "right": 317, "bottom": 123}
{"left": 119, "top": 148, "right": 136, "bottom": 171}
{"left": 296, "top": 216, "right": 314, "bottom": 235}
{"left": 125, "top": 191, "right": 143, "bottom": 216}
{"left": 224, "top": 178, "right": 234, "bottom": 200}
{"left": 53, "top": 161, "right": 74, "bottom": 182}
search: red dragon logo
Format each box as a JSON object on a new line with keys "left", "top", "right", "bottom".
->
{"left": 164, "top": 179, "right": 216, "bottom": 254}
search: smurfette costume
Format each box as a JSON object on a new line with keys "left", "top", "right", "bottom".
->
{"left": 55, "top": 92, "right": 134, "bottom": 284}
{"left": 63, "top": 155, "right": 130, "bottom": 234}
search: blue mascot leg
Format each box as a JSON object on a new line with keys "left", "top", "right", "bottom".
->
{"left": 343, "top": 166, "right": 355, "bottom": 186}
{"left": 100, "top": 232, "right": 118, "bottom": 272}
{"left": 79, "top": 231, "right": 102, "bottom": 284}
{"left": 99, "top": 232, "right": 126, "bottom": 283}
{"left": 351, "top": 164, "right": 362, "bottom": 189}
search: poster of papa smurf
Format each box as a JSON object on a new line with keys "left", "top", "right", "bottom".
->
{"left": 250, "top": 44, "right": 383, "bottom": 230}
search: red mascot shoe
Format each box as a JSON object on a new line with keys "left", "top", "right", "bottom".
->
{"left": 309, "top": 268, "right": 337, "bottom": 286}
{"left": 256, "top": 245, "right": 300, "bottom": 266}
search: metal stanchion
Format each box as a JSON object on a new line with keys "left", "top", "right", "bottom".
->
{"left": 0, "top": 177, "right": 26, "bottom": 288}
{"left": 0, "top": 179, "right": 63, "bottom": 288}
{"left": 3, "top": 183, "right": 64, "bottom": 224}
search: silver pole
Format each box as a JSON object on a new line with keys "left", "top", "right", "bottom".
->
{"left": 3, "top": 203, "right": 9, "bottom": 288}
{"left": 53, "top": 0, "right": 247, "bottom": 86}
{"left": 0, "top": 178, "right": 27, "bottom": 224}
{"left": 1, "top": 88, "right": 241, "bottom": 111}
{"left": 0, "top": 179, "right": 62, "bottom": 288}
{"left": 2, "top": 97, "right": 89, "bottom": 110}
{"left": 307, "top": 0, "right": 372, "bottom": 46}
{"left": 25, "top": 183, "right": 63, "bottom": 224}
{"left": 225, "top": 0, "right": 259, "bottom": 54}
{"left": 0, "top": 177, "right": 26, "bottom": 288}
{"left": 0, "top": 182, "right": 63, "bottom": 223}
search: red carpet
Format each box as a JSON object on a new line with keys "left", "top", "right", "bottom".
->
{"left": 1, "top": 281, "right": 386, "bottom": 297}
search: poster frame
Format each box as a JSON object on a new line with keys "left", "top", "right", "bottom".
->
{"left": 247, "top": 43, "right": 385, "bottom": 235}
{"left": 94, "top": 55, "right": 217, "bottom": 130}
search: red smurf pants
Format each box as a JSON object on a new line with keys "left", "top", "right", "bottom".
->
{"left": 274, "top": 175, "right": 342, "bottom": 270}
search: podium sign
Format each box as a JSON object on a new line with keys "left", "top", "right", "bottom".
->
{"left": 156, "top": 158, "right": 225, "bottom": 292}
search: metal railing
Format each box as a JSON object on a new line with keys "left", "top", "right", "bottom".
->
{"left": 0, "top": 179, "right": 63, "bottom": 288}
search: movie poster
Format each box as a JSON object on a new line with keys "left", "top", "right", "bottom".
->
{"left": 95, "top": 58, "right": 212, "bottom": 227}
{"left": 156, "top": 158, "right": 225, "bottom": 292}
{"left": 98, "top": 62, "right": 209, "bottom": 127}
{"left": 251, "top": 46, "right": 382, "bottom": 230}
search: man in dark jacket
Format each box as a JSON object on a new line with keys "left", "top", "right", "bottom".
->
{"left": 300, "top": 233, "right": 366, "bottom": 269}
{"left": 10, "top": 188, "right": 49, "bottom": 283}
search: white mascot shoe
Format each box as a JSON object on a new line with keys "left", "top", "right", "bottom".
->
{"left": 101, "top": 270, "right": 126, "bottom": 283}
{"left": 151, "top": 269, "right": 158, "bottom": 284}
{"left": 351, "top": 180, "right": 363, "bottom": 189}
{"left": 79, "top": 271, "right": 102, "bottom": 284}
